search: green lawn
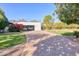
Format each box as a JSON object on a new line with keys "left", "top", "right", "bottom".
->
{"left": 0, "top": 33, "right": 26, "bottom": 49}
{"left": 48, "top": 29, "right": 79, "bottom": 36}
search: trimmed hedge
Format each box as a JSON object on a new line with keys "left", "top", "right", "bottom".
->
{"left": 0, "top": 34, "right": 26, "bottom": 49}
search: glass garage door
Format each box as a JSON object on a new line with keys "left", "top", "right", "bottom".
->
{"left": 24, "top": 25, "right": 34, "bottom": 31}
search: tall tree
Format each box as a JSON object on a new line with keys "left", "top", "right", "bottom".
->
{"left": 55, "top": 3, "right": 79, "bottom": 24}
{"left": 43, "top": 15, "right": 53, "bottom": 29}
{"left": 0, "top": 8, "right": 9, "bottom": 30}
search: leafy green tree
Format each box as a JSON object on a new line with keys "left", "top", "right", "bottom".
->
{"left": 0, "top": 8, "right": 9, "bottom": 30}
{"left": 55, "top": 4, "right": 79, "bottom": 37}
{"left": 43, "top": 15, "right": 53, "bottom": 30}
{"left": 55, "top": 3, "right": 79, "bottom": 24}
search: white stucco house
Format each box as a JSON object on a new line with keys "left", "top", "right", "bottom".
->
{"left": 13, "top": 21, "right": 41, "bottom": 31}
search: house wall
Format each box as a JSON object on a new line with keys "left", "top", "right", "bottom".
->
{"left": 13, "top": 22, "right": 41, "bottom": 31}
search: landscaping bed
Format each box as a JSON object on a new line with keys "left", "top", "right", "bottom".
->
{"left": 0, "top": 33, "right": 26, "bottom": 49}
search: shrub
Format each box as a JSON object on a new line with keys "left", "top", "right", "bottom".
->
{"left": 67, "top": 24, "right": 79, "bottom": 29}
{"left": 8, "top": 24, "right": 24, "bottom": 32}
{"left": 74, "top": 31, "right": 79, "bottom": 38}
{"left": 53, "top": 22, "right": 67, "bottom": 29}
{"left": 0, "top": 20, "right": 9, "bottom": 29}
{"left": 14, "top": 24, "right": 24, "bottom": 31}
{"left": 52, "top": 22, "right": 79, "bottom": 29}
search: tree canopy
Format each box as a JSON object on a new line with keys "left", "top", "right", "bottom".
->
{"left": 55, "top": 3, "right": 79, "bottom": 24}
{"left": 43, "top": 15, "right": 53, "bottom": 29}
{"left": 0, "top": 8, "right": 9, "bottom": 29}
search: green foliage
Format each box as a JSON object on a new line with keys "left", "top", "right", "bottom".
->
{"left": 53, "top": 22, "right": 67, "bottom": 29}
{"left": 43, "top": 15, "right": 53, "bottom": 30}
{"left": 55, "top": 3, "right": 79, "bottom": 24}
{"left": 0, "top": 8, "right": 9, "bottom": 29}
{"left": 52, "top": 22, "right": 79, "bottom": 29}
{"left": 67, "top": 24, "right": 79, "bottom": 29}
{"left": 74, "top": 31, "right": 79, "bottom": 38}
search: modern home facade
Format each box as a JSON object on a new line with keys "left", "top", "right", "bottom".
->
{"left": 13, "top": 21, "right": 41, "bottom": 31}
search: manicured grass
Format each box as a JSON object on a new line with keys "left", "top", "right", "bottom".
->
{"left": 48, "top": 29, "right": 79, "bottom": 36}
{"left": 0, "top": 33, "right": 26, "bottom": 49}
{"left": 61, "top": 32, "right": 74, "bottom": 36}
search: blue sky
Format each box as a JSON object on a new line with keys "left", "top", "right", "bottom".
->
{"left": 0, "top": 3, "right": 59, "bottom": 22}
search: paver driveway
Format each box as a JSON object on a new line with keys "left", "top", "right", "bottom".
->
{"left": 24, "top": 31, "right": 79, "bottom": 56}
